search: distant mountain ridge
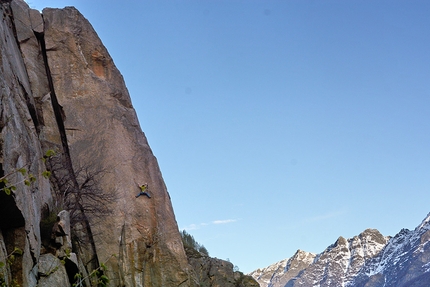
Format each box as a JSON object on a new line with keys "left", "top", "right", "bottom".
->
{"left": 250, "top": 213, "right": 430, "bottom": 287}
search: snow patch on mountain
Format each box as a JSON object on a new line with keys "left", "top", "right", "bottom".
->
{"left": 251, "top": 213, "right": 430, "bottom": 287}
{"left": 249, "top": 250, "right": 316, "bottom": 287}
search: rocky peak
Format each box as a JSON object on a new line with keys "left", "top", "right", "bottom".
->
{"left": 252, "top": 213, "right": 430, "bottom": 287}
{"left": 417, "top": 212, "right": 430, "bottom": 232}
{"left": 249, "top": 250, "right": 316, "bottom": 287}
{"left": 251, "top": 229, "right": 389, "bottom": 287}
{"left": 249, "top": 259, "right": 289, "bottom": 287}
{"left": 350, "top": 213, "right": 430, "bottom": 287}
{"left": 287, "top": 249, "right": 316, "bottom": 269}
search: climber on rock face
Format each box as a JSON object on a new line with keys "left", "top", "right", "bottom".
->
{"left": 136, "top": 183, "right": 151, "bottom": 198}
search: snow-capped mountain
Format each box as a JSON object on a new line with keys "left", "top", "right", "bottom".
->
{"left": 351, "top": 213, "right": 430, "bottom": 287}
{"left": 250, "top": 213, "right": 430, "bottom": 287}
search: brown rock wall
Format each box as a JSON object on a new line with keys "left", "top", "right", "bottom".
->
{"left": 41, "top": 6, "right": 191, "bottom": 286}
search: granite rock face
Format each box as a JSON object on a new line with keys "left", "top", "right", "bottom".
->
{"left": 37, "top": 253, "right": 70, "bottom": 287}
{"left": 0, "top": 1, "right": 53, "bottom": 285}
{"left": 0, "top": 1, "right": 193, "bottom": 286}
{"left": 251, "top": 215, "right": 430, "bottom": 287}
{"left": 40, "top": 6, "right": 191, "bottom": 287}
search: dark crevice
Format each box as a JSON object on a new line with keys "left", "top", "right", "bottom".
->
{"left": 118, "top": 224, "right": 126, "bottom": 285}
{"left": 34, "top": 29, "right": 101, "bottom": 275}
{"left": 0, "top": 164, "right": 25, "bottom": 230}
{"left": 34, "top": 31, "right": 71, "bottom": 160}
{"left": 64, "top": 257, "right": 79, "bottom": 285}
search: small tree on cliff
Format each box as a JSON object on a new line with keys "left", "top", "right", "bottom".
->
{"left": 45, "top": 151, "right": 116, "bottom": 226}
{"left": 44, "top": 150, "right": 117, "bottom": 279}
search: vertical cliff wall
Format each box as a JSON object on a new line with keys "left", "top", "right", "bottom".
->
{"left": 0, "top": 0, "right": 194, "bottom": 286}
{"left": 41, "top": 5, "right": 193, "bottom": 286}
{"left": 0, "top": 1, "right": 53, "bottom": 285}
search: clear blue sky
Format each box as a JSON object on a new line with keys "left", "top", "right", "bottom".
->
{"left": 30, "top": 0, "right": 430, "bottom": 273}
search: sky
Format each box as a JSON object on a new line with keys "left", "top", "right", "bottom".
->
{"left": 28, "top": 0, "right": 430, "bottom": 273}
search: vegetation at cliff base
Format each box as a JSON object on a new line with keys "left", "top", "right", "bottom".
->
{"left": 180, "top": 230, "right": 209, "bottom": 257}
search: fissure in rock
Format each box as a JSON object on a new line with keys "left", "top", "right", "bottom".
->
{"left": 34, "top": 29, "right": 101, "bottom": 276}
{"left": 34, "top": 31, "right": 70, "bottom": 163}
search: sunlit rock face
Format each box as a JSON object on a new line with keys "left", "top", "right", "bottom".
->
{"left": 251, "top": 216, "right": 430, "bottom": 287}
{"left": 41, "top": 6, "right": 191, "bottom": 286}
{"left": 1, "top": 0, "right": 193, "bottom": 286}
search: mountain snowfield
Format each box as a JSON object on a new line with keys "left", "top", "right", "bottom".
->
{"left": 250, "top": 213, "right": 430, "bottom": 287}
